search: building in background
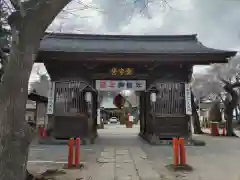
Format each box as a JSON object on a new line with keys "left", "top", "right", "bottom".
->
{"left": 27, "top": 74, "right": 49, "bottom": 128}
{"left": 99, "top": 90, "right": 139, "bottom": 123}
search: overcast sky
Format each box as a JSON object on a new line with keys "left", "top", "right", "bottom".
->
{"left": 30, "top": 0, "right": 240, "bottom": 82}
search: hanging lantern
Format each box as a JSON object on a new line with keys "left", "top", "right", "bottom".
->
{"left": 85, "top": 92, "right": 92, "bottom": 102}
{"left": 113, "top": 94, "right": 125, "bottom": 109}
{"left": 150, "top": 92, "right": 156, "bottom": 102}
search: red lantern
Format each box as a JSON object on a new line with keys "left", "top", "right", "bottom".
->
{"left": 113, "top": 94, "right": 125, "bottom": 109}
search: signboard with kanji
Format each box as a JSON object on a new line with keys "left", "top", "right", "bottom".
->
{"left": 110, "top": 68, "right": 134, "bottom": 76}
{"left": 95, "top": 80, "right": 146, "bottom": 91}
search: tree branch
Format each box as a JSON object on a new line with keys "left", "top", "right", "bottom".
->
{"left": 218, "top": 94, "right": 226, "bottom": 106}
{"left": 221, "top": 79, "right": 240, "bottom": 107}
{"left": 232, "top": 81, "right": 240, "bottom": 88}
{"left": 22, "top": 0, "right": 71, "bottom": 39}
{"left": 9, "top": 0, "right": 20, "bottom": 10}
{"left": 9, "top": 0, "right": 26, "bottom": 17}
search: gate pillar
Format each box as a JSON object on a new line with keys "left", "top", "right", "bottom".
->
{"left": 49, "top": 80, "right": 97, "bottom": 143}
{"left": 140, "top": 81, "right": 190, "bottom": 144}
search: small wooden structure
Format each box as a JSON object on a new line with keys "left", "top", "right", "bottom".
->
{"left": 36, "top": 33, "right": 236, "bottom": 143}
{"left": 26, "top": 100, "right": 36, "bottom": 123}
{"left": 27, "top": 91, "right": 48, "bottom": 128}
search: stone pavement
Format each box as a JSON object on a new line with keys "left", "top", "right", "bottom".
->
{"left": 28, "top": 125, "right": 162, "bottom": 180}
{"left": 28, "top": 124, "right": 240, "bottom": 180}
{"left": 28, "top": 147, "right": 161, "bottom": 180}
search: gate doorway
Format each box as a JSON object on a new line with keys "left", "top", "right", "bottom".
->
{"left": 96, "top": 79, "right": 145, "bottom": 125}
{"left": 95, "top": 80, "right": 146, "bottom": 139}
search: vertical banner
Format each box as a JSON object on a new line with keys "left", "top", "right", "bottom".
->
{"left": 47, "top": 82, "right": 55, "bottom": 115}
{"left": 97, "top": 108, "right": 101, "bottom": 125}
{"left": 185, "top": 83, "right": 192, "bottom": 115}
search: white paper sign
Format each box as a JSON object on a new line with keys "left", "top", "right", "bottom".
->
{"left": 47, "top": 82, "right": 55, "bottom": 115}
{"left": 129, "top": 116, "right": 134, "bottom": 122}
{"left": 85, "top": 92, "right": 92, "bottom": 102}
{"left": 185, "top": 83, "right": 192, "bottom": 115}
{"left": 97, "top": 108, "right": 101, "bottom": 125}
{"left": 95, "top": 80, "right": 146, "bottom": 91}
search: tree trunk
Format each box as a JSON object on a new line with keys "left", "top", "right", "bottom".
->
{"left": 0, "top": 1, "right": 72, "bottom": 179}
{"left": 192, "top": 102, "right": 203, "bottom": 134}
{"left": 0, "top": 27, "right": 37, "bottom": 180}
{"left": 225, "top": 106, "right": 235, "bottom": 136}
{"left": 221, "top": 80, "right": 240, "bottom": 136}
{"left": 191, "top": 92, "right": 203, "bottom": 134}
{"left": 236, "top": 105, "right": 240, "bottom": 123}
{"left": 25, "top": 170, "right": 34, "bottom": 180}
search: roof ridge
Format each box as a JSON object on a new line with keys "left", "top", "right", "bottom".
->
{"left": 43, "top": 32, "right": 198, "bottom": 42}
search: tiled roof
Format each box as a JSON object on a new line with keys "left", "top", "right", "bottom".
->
{"left": 38, "top": 33, "right": 236, "bottom": 55}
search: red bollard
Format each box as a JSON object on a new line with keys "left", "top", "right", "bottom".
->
{"left": 210, "top": 122, "right": 219, "bottom": 136}
{"left": 39, "top": 127, "right": 43, "bottom": 137}
{"left": 179, "top": 138, "right": 186, "bottom": 166}
{"left": 128, "top": 113, "right": 133, "bottom": 128}
{"left": 222, "top": 128, "right": 226, "bottom": 136}
{"left": 68, "top": 138, "right": 74, "bottom": 168}
{"left": 75, "top": 137, "right": 80, "bottom": 167}
{"left": 172, "top": 138, "right": 179, "bottom": 166}
{"left": 126, "top": 113, "right": 130, "bottom": 128}
{"left": 215, "top": 126, "right": 219, "bottom": 136}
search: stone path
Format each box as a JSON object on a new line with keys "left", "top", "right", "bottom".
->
{"left": 87, "top": 147, "right": 160, "bottom": 180}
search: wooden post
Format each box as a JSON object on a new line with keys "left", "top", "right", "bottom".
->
{"left": 179, "top": 138, "right": 186, "bottom": 166}
{"left": 68, "top": 138, "right": 74, "bottom": 168}
{"left": 172, "top": 138, "right": 179, "bottom": 166}
{"left": 75, "top": 137, "right": 80, "bottom": 167}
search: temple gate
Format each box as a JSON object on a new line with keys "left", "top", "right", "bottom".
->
{"left": 36, "top": 33, "right": 236, "bottom": 144}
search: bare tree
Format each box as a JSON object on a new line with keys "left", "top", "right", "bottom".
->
{"left": 0, "top": 0, "right": 10, "bottom": 80}
{"left": 192, "top": 55, "right": 240, "bottom": 136}
{"left": 190, "top": 91, "right": 203, "bottom": 134}
{"left": 0, "top": 1, "right": 72, "bottom": 179}
{"left": 221, "top": 79, "right": 240, "bottom": 136}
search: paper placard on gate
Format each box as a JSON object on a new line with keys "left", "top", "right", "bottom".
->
{"left": 185, "top": 83, "right": 192, "bottom": 115}
{"left": 129, "top": 116, "right": 134, "bottom": 122}
{"left": 47, "top": 82, "right": 55, "bottom": 115}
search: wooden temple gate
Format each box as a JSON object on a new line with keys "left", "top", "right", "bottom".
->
{"left": 36, "top": 33, "right": 236, "bottom": 144}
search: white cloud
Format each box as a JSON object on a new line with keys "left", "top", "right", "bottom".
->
{"left": 31, "top": 0, "right": 240, "bottom": 81}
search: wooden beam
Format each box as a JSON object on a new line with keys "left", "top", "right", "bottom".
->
{"left": 37, "top": 51, "right": 231, "bottom": 64}
{"left": 91, "top": 73, "right": 149, "bottom": 80}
